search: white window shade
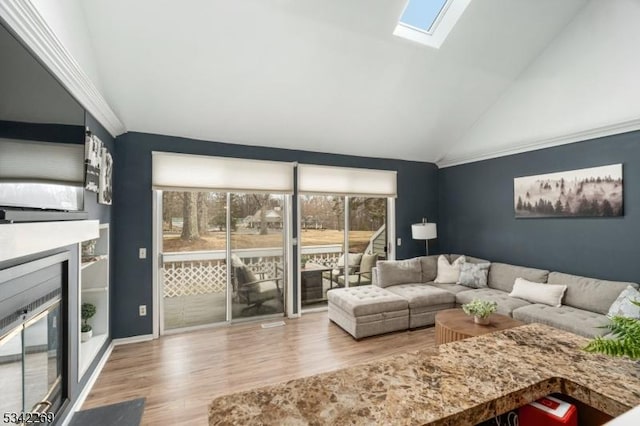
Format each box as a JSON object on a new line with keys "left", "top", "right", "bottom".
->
{"left": 298, "top": 164, "right": 397, "bottom": 197}
{"left": 0, "top": 139, "right": 84, "bottom": 183}
{"left": 152, "top": 152, "right": 294, "bottom": 193}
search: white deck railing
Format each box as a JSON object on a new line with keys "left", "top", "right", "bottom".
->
{"left": 162, "top": 245, "right": 342, "bottom": 298}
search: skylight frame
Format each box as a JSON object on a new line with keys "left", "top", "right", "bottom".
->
{"left": 393, "top": 0, "right": 472, "bottom": 49}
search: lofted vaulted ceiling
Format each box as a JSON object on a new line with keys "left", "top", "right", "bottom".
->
{"left": 76, "top": 0, "right": 598, "bottom": 164}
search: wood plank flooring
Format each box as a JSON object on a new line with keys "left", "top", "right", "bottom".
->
{"left": 83, "top": 312, "right": 436, "bottom": 425}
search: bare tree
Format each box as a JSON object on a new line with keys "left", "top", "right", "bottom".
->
{"left": 197, "top": 192, "right": 209, "bottom": 236}
{"left": 252, "top": 194, "right": 270, "bottom": 235}
{"left": 181, "top": 191, "right": 199, "bottom": 241}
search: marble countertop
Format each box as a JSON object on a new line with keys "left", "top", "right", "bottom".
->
{"left": 208, "top": 324, "right": 640, "bottom": 425}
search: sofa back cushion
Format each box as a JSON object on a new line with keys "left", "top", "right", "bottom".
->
{"left": 418, "top": 255, "right": 439, "bottom": 282}
{"left": 449, "top": 254, "right": 490, "bottom": 264}
{"left": 547, "top": 271, "right": 639, "bottom": 315}
{"left": 376, "top": 258, "right": 422, "bottom": 288}
{"left": 488, "top": 263, "right": 549, "bottom": 293}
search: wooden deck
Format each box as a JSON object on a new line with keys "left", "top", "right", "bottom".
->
{"left": 83, "top": 312, "right": 436, "bottom": 425}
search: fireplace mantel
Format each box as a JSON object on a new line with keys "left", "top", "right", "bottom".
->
{"left": 0, "top": 220, "right": 99, "bottom": 262}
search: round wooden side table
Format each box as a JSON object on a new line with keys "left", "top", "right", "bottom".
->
{"left": 435, "top": 308, "right": 525, "bottom": 345}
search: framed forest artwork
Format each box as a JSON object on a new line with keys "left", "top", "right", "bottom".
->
{"left": 514, "top": 164, "right": 623, "bottom": 218}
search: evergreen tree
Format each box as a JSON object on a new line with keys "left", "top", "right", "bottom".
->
{"left": 517, "top": 196, "right": 523, "bottom": 210}
{"left": 577, "top": 196, "right": 590, "bottom": 216}
{"left": 601, "top": 199, "right": 614, "bottom": 216}
{"left": 554, "top": 199, "right": 563, "bottom": 214}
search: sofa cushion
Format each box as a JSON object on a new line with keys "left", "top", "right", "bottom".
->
{"left": 428, "top": 282, "right": 472, "bottom": 294}
{"left": 509, "top": 278, "right": 567, "bottom": 307}
{"left": 547, "top": 272, "right": 639, "bottom": 315}
{"left": 607, "top": 285, "right": 640, "bottom": 319}
{"left": 434, "top": 255, "right": 466, "bottom": 283}
{"left": 327, "top": 286, "right": 407, "bottom": 316}
{"left": 488, "top": 263, "right": 549, "bottom": 293}
{"left": 457, "top": 262, "right": 490, "bottom": 288}
{"left": 455, "top": 288, "right": 531, "bottom": 316}
{"left": 335, "top": 253, "right": 363, "bottom": 275}
{"left": 375, "top": 258, "right": 422, "bottom": 288}
{"left": 418, "top": 255, "right": 439, "bottom": 282}
{"left": 512, "top": 304, "right": 611, "bottom": 338}
{"left": 385, "top": 284, "right": 455, "bottom": 309}
{"left": 449, "top": 254, "right": 490, "bottom": 264}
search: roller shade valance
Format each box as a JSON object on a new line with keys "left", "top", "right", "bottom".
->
{"left": 152, "top": 152, "right": 294, "bottom": 194}
{"left": 298, "top": 164, "right": 397, "bottom": 198}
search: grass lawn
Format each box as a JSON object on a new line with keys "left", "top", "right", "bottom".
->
{"left": 163, "top": 229, "right": 376, "bottom": 252}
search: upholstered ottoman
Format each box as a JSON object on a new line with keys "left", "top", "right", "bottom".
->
{"left": 327, "top": 286, "right": 409, "bottom": 339}
{"left": 385, "top": 284, "right": 456, "bottom": 328}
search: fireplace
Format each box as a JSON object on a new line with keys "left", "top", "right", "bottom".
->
{"left": 0, "top": 252, "right": 69, "bottom": 424}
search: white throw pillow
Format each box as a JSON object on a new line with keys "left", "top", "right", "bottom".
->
{"left": 608, "top": 285, "right": 640, "bottom": 319}
{"left": 434, "top": 255, "right": 466, "bottom": 283}
{"left": 509, "top": 278, "right": 567, "bottom": 307}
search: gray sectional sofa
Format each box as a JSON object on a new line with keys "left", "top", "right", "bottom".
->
{"left": 327, "top": 254, "right": 639, "bottom": 339}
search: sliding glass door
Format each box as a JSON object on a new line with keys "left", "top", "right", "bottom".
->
{"left": 159, "top": 190, "right": 287, "bottom": 332}
{"left": 230, "top": 193, "right": 285, "bottom": 319}
{"left": 161, "top": 191, "right": 228, "bottom": 331}
{"left": 299, "top": 195, "right": 345, "bottom": 309}
{"left": 299, "top": 195, "right": 388, "bottom": 311}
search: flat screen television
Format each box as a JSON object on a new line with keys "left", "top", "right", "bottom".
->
{"left": 0, "top": 138, "right": 86, "bottom": 221}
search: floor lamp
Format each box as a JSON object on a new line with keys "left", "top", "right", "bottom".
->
{"left": 411, "top": 220, "right": 437, "bottom": 256}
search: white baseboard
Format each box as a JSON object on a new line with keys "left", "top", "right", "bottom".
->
{"left": 60, "top": 342, "right": 114, "bottom": 426}
{"left": 112, "top": 334, "right": 154, "bottom": 346}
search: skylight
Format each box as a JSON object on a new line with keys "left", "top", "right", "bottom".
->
{"left": 394, "top": 0, "right": 471, "bottom": 49}
{"left": 399, "top": 0, "right": 448, "bottom": 34}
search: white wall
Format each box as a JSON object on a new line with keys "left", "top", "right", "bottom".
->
{"left": 30, "top": 0, "right": 104, "bottom": 92}
{"left": 443, "top": 0, "right": 640, "bottom": 166}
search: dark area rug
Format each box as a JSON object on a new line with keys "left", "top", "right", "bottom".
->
{"left": 69, "top": 398, "right": 145, "bottom": 426}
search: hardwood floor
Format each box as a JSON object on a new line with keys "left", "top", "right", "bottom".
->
{"left": 83, "top": 312, "right": 436, "bottom": 425}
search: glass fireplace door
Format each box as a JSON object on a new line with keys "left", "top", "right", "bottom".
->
{"left": 0, "top": 300, "right": 62, "bottom": 421}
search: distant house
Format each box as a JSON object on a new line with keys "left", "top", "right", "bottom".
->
{"left": 246, "top": 209, "right": 283, "bottom": 229}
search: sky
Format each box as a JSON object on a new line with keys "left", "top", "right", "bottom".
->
{"left": 400, "top": 0, "right": 448, "bottom": 31}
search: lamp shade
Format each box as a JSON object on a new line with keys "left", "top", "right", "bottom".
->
{"left": 412, "top": 222, "right": 437, "bottom": 240}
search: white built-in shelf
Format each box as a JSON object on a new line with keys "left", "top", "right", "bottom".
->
{"left": 81, "top": 255, "right": 108, "bottom": 270}
{"left": 79, "top": 333, "right": 108, "bottom": 376}
{"left": 79, "top": 223, "right": 109, "bottom": 380}
{"left": 81, "top": 287, "right": 108, "bottom": 294}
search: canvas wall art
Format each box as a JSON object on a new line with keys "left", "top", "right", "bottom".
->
{"left": 98, "top": 147, "right": 113, "bottom": 205}
{"left": 84, "top": 132, "right": 102, "bottom": 193}
{"left": 514, "top": 164, "right": 623, "bottom": 218}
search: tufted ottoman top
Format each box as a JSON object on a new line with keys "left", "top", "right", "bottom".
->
{"left": 327, "top": 285, "right": 408, "bottom": 317}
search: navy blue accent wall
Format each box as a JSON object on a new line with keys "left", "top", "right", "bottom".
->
{"left": 113, "top": 132, "right": 438, "bottom": 338}
{"left": 439, "top": 130, "right": 640, "bottom": 283}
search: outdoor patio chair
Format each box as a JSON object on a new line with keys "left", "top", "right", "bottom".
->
{"left": 230, "top": 255, "right": 283, "bottom": 315}
{"left": 336, "top": 253, "right": 379, "bottom": 287}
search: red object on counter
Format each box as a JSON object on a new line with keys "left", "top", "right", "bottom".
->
{"left": 518, "top": 395, "right": 578, "bottom": 426}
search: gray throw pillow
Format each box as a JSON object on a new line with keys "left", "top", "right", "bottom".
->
{"left": 457, "top": 262, "right": 491, "bottom": 288}
{"left": 608, "top": 285, "right": 640, "bottom": 318}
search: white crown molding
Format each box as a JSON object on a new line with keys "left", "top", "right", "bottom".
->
{"left": 0, "top": 0, "right": 126, "bottom": 137}
{"left": 437, "top": 117, "right": 640, "bottom": 168}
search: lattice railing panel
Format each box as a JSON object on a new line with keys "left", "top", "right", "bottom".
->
{"left": 162, "top": 252, "right": 341, "bottom": 297}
